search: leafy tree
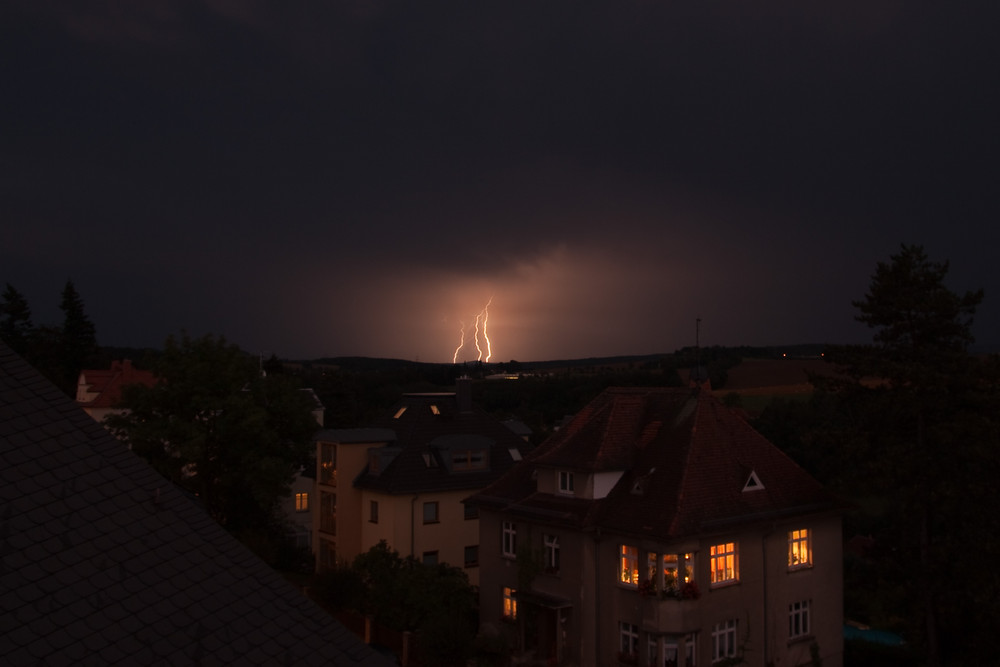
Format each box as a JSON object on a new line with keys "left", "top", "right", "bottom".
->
{"left": 821, "top": 245, "right": 1000, "bottom": 665}
{"left": 106, "top": 333, "right": 320, "bottom": 555}
{"left": 345, "top": 541, "right": 478, "bottom": 666}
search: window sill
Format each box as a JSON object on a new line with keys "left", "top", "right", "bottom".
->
{"left": 709, "top": 580, "right": 740, "bottom": 590}
{"left": 787, "top": 634, "right": 814, "bottom": 647}
{"left": 788, "top": 564, "right": 814, "bottom": 573}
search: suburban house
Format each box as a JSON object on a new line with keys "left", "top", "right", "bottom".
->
{"left": 75, "top": 359, "right": 324, "bottom": 553}
{"left": 75, "top": 358, "right": 156, "bottom": 422}
{"left": 469, "top": 386, "right": 843, "bottom": 667}
{"left": 314, "top": 378, "right": 527, "bottom": 585}
{"left": 0, "top": 340, "right": 392, "bottom": 665}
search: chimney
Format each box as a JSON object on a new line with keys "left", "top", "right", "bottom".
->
{"left": 456, "top": 376, "right": 473, "bottom": 412}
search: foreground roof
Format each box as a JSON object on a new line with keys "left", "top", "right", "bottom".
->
{"left": 470, "top": 386, "right": 835, "bottom": 540}
{"left": 0, "top": 341, "right": 390, "bottom": 666}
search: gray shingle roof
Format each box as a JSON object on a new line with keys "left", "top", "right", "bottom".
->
{"left": 0, "top": 341, "right": 392, "bottom": 666}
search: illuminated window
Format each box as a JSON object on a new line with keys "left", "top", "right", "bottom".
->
{"left": 712, "top": 619, "right": 738, "bottom": 663}
{"left": 502, "top": 586, "right": 517, "bottom": 619}
{"left": 370, "top": 500, "right": 378, "bottom": 523}
{"left": 422, "top": 551, "right": 438, "bottom": 566}
{"left": 558, "top": 471, "right": 574, "bottom": 494}
{"left": 464, "top": 503, "right": 479, "bottom": 520}
{"left": 789, "top": 600, "right": 811, "bottom": 639}
{"left": 544, "top": 534, "right": 560, "bottom": 573}
{"left": 620, "top": 545, "right": 639, "bottom": 586}
{"left": 320, "top": 443, "right": 336, "bottom": 485}
{"left": 295, "top": 492, "right": 309, "bottom": 512}
{"left": 788, "top": 529, "right": 812, "bottom": 569}
{"left": 619, "top": 622, "right": 639, "bottom": 657}
{"left": 502, "top": 522, "right": 517, "bottom": 558}
{"left": 430, "top": 404, "right": 440, "bottom": 415}
{"left": 393, "top": 406, "right": 407, "bottom": 419}
{"left": 709, "top": 542, "right": 738, "bottom": 585}
{"left": 464, "top": 545, "right": 479, "bottom": 568}
{"left": 423, "top": 501, "right": 439, "bottom": 524}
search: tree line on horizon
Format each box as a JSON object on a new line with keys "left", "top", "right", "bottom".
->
{"left": 0, "top": 280, "right": 99, "bottom": 397}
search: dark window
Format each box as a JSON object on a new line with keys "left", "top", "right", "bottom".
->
{"left": 423, "top": 501, "right": 439, "bottom": 524}
{"left": 464, "top": 545, "right": 479, "bottom": 568}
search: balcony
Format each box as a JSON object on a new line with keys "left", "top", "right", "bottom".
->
{"left": 641, "top": 595, "right": 699, "bottom": 634}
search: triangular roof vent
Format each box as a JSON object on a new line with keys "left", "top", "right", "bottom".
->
{"left": 743, "top": 470, "right": 764, "bottom": 492}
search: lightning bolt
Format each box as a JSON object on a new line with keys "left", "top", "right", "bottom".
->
{"left": 481, "top": 296, "right": 493, "bottom": 362}
{"left": 452, "top": 321, "right": 466, "bottom": 364}
{"left": 452, "top": 297, "right": 494, "bottom": 363}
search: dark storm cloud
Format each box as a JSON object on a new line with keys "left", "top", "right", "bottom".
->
{"left": 2, "top": 1, "right": 999, "bottom": 360}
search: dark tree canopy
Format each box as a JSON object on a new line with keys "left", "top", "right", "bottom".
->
{"left": 819, "top": 244, "right": 1000, "bottom": 666}
{"left": 0, "top": 283, "right": 33, "bottom": 356}
{"left": 59, "top": 280, "right": 98, "bottom": 374}
{"left": 106, "top": 333, "right": 320, "bottom": 542}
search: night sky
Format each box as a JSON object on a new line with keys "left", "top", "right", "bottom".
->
{"left": 3, "top": 1, "right": 999, "bottom": 363}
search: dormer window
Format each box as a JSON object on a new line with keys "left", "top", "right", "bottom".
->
{"left": 453, "top": 449, "right": 487, "bottom": 471}
{"left": 430, "top": 404, "right": 440, "bottom": 415}
{"left": 559, "top": 471, "right": 575, "bottom": 494}
{"left": 393, "top": 406, "right": 407, "bottom": 419}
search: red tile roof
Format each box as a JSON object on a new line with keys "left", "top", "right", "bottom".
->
{"left": 470, "top": 387, "right": 835, "bottom": 541}
{"left": 77, "top": 360, "right": 157, "bottom": 409}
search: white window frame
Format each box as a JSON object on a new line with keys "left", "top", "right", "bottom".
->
{"left": 502, "top": 521, "right": 517, "bottom": 558}
{"left": 558, "top": 470, "right": 575, "bottom": 494}
{"left": 709, "top": 542, "right": 739, "bottom": 585}
{"left": 619, "top": 621, "right": 639, "bottom": 658}
{"left": 712, "top": 619, "right": 738, "bottom": 663}
{"left": 789, "top": 600, "right": 811, "bottom": 639}
{"left": 685, "top": 633, "right": 697, "bottom": 666}
{"left": 788, "top": 529, "right": 812, "bottom": 569}
{"left": 544, "top": 533, "right": 560, "bottom": 572}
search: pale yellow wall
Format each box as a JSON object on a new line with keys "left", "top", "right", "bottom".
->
{"left": 360, "top": 488, "right": 481, "bottom": 586}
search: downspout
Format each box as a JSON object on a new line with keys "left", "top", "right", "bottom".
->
{"left": 594, "top": 528, "right": 602, "bottom": 665}
{"left": 762, "top": 524, "right": 773, "bottom": 667}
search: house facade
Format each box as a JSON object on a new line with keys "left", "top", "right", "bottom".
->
{"left": 470, "top": 387, "right": 842, "bottom": 667}
{"left": 314, "top": 378, "right": 527, "bottom": 585}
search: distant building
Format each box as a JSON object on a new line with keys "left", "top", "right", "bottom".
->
{"left": 0, "top": 341, "right": 391, "bottom": 665}
{"left": 468, "top": 386, "right": 843, "bottom": 667}
{"left": 314, "top": 378, "right": 527, "bottom": 585}
{"left": 75, "top": 359, "right": 156, "bottom": 422}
